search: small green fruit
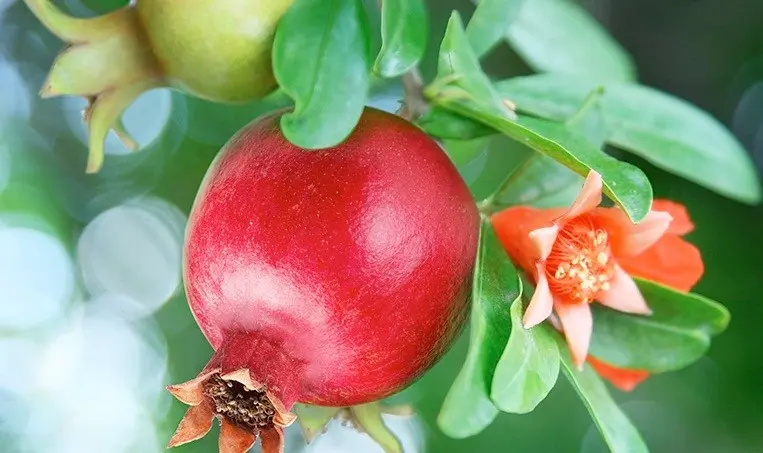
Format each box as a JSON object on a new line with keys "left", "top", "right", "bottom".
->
{"left": 135, "top": 0, "right": 293, "bottom": 102}
{"left": 24, "top": 0, "right": 295, "bottom": 173}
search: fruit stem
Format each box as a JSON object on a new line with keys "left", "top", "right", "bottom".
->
{"left": 24, "top": 0, "right": 165, "bottom": 173}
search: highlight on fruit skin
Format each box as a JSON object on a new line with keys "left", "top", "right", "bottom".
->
{"left": 167, "top": 106, "right": 480, "bottom": 452}
{"left": 23, "top": 0, "right": 294, "bottom": 173}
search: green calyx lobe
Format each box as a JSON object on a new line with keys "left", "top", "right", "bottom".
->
{"left": 24, "top": 0, "right": 293, "bottom": 173}
{"left": 295, "top": 402, "right": 411, "bottom": 453}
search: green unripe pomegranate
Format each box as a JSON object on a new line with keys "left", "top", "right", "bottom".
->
{"left": 24, "top": 0, "right": 294, "bottom": 172}
{"left": 135, "top": 0, "right": 292, "bottom": 102}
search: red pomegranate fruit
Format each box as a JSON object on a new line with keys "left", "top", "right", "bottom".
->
{"left": 167, "top": 107, "right": 480, "bottom": 452}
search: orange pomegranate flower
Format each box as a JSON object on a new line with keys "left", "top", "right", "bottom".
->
{"left": 587, "top": 199, "right": 703, "bottom": 391}
{"left": 492, "top": 171, "right": 704, "bottom": 374}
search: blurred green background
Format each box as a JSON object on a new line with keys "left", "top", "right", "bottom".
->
{"left": 1, "top": 0, "right": 762, "bottom": 452}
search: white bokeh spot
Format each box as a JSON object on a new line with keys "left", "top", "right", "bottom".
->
{"left": 0, "top": 226, "right": 74, "bottom": 330}
{"left": 0, "top": 57, "right": 31, "bottom": 120}
{"left": 78, "top": 197, "right": 186, "bottom": 317}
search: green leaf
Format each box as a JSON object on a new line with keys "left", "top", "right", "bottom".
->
{"left": 460, "top": 136, "right": 534, "bottom": 199}
{"left": 485, "top": 88, "right": 606, "bottom": 211}
{"left": 590, "top": 279, "right": 730, "bottom": 373}
{"left": 514, "top": 116, "right": 652, "bottom": 221}
{"left": 416, "top": 107, "right": 494, "bottom": 140}
{"left": 559, "top": 333, "right": 650, "bottom": 453}
{"left": 489, "top": 154, "right": 583, "bottom": 209}
{"left": 438, "top": 220, "right": 521, "bottom": 438}
{"left": 565, "top": 86, "right": 609, "bottom": 149}
{"left": 428, "top": 14, "right": 652, "bottom": 222}
{"left": 273, "top": 0, "right": 372, "bottom": 149}
{"left": 373, "top": 0, "right": 427, "bottom": 78}
{"left": 506, "top": 0, "right": 635, "bottom": 81}
{"left": 434, "top": 13, "right": 517, "bottom": 120}
{"left": 466, "top": 0, "right": 527, "bottom": 58}
{"left": 490, "top": 295, "right": 559, "bottom": 413}
{"left": 442, "top": 135, "right": 494, "bottom": 169}
{"left": 436, "top": 102, "right": 652, "bottom": 221}
{"left": 496, "top": 74, "right": 762, "bottom": 204}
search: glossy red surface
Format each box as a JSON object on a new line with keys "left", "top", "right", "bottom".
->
{"left": 184, "top": 107, "right": 479, "bottom": 407}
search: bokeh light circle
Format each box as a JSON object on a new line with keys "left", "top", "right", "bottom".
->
{"left": 77, "top": 197, "right": 187, "bottom": 316}
{"left": 0, "top": 337, "right": 39, "bottom": 395}
{"left": 0, "top": 56, "right": 31, "bottom": 120}
{"left": 21, "top": 309, "right": 169, "bottom": 452}
{"left": 0, "top": 226, "right": 74, "bottom": 330}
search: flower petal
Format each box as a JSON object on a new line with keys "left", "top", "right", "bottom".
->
{"left": 261, "top": 426, "right": 285, "bottom": 453}
{"left": 597, "top": 266, "right": 652, "bottom": 315}
{"left": 618, "top": 234, "right": 704, "bottom": 292}
{"left": 523, "top": 262, "right": 554, "bottom": 328}
{"left": 492, "top": 206, "right": 565, "bottom": 273}
{"left": 555, "top": 301, "right": 593, "bottom": 370}
{"left": 529, "top": 224, "right": 559, "bottom": 261}
{"left": 619, "top": 210, "right": 673, "bottom": 256}
{"left": 588, "top": 356, "right": 650, "bottom": 392}
{"left": 166, "top": 369, "right": 219, "bottom": 406}
{"left": 591, "top": 208, "right": 672, "bottom": 256}
{"left": 558, "top": 171, "right": 603, "bottom": 223}
{"left": 219, "top": 419, "right": 257, "bottom": 453}
{"left": 652, "top": 199, "right": 694, "bottom": 235}
{"left": 167, "top": 400, "right": 215, "bottom": 448}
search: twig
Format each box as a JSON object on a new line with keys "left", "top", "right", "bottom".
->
{"left": 398, "top": 68, "right": 429, "bottom": 121}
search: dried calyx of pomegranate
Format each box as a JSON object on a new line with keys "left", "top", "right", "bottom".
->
{"left": 23, "top": 0, "right": 293, "bottom": 173}
{"left": 168, "top": 367, "right": 296, "bottom": 452}
{"left": 167, "top": 107, "right": 479, "bottom": 453}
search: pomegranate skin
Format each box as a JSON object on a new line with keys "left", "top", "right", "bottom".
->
{"left": 184, "top": 107, "right": 479, "bottom": 408}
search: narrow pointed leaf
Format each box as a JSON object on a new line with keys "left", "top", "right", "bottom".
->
{"left": 466, "top": 0, "right": 527, "bottom": 58}
{"left": 273, "top": 0, "right": 371, "bottom": 149}
{"left": 490, "top": 294, "right": 559, "bottom": 413}
{"left": 373, "top": 0, "right": 427, "bottom": 78}
{"left": 428, "top": 14, "right": 652, "bottom": 222}
{"left": 590, "top": 279, "right": 730, "bottom": 373}
{"left": 438, "top": 220, "right": 521, "bottom": 438}
{"left": 558, "top": 331, "right": 650, "bottom": 453}
{"left": 496, "top": 74, "right": 762, "bottom": 204}
{"left": 435, "top": 13, "right": 516, "bottom": 120}
{"left": 505, "top": 0, "right": 635, "bottom": 81}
